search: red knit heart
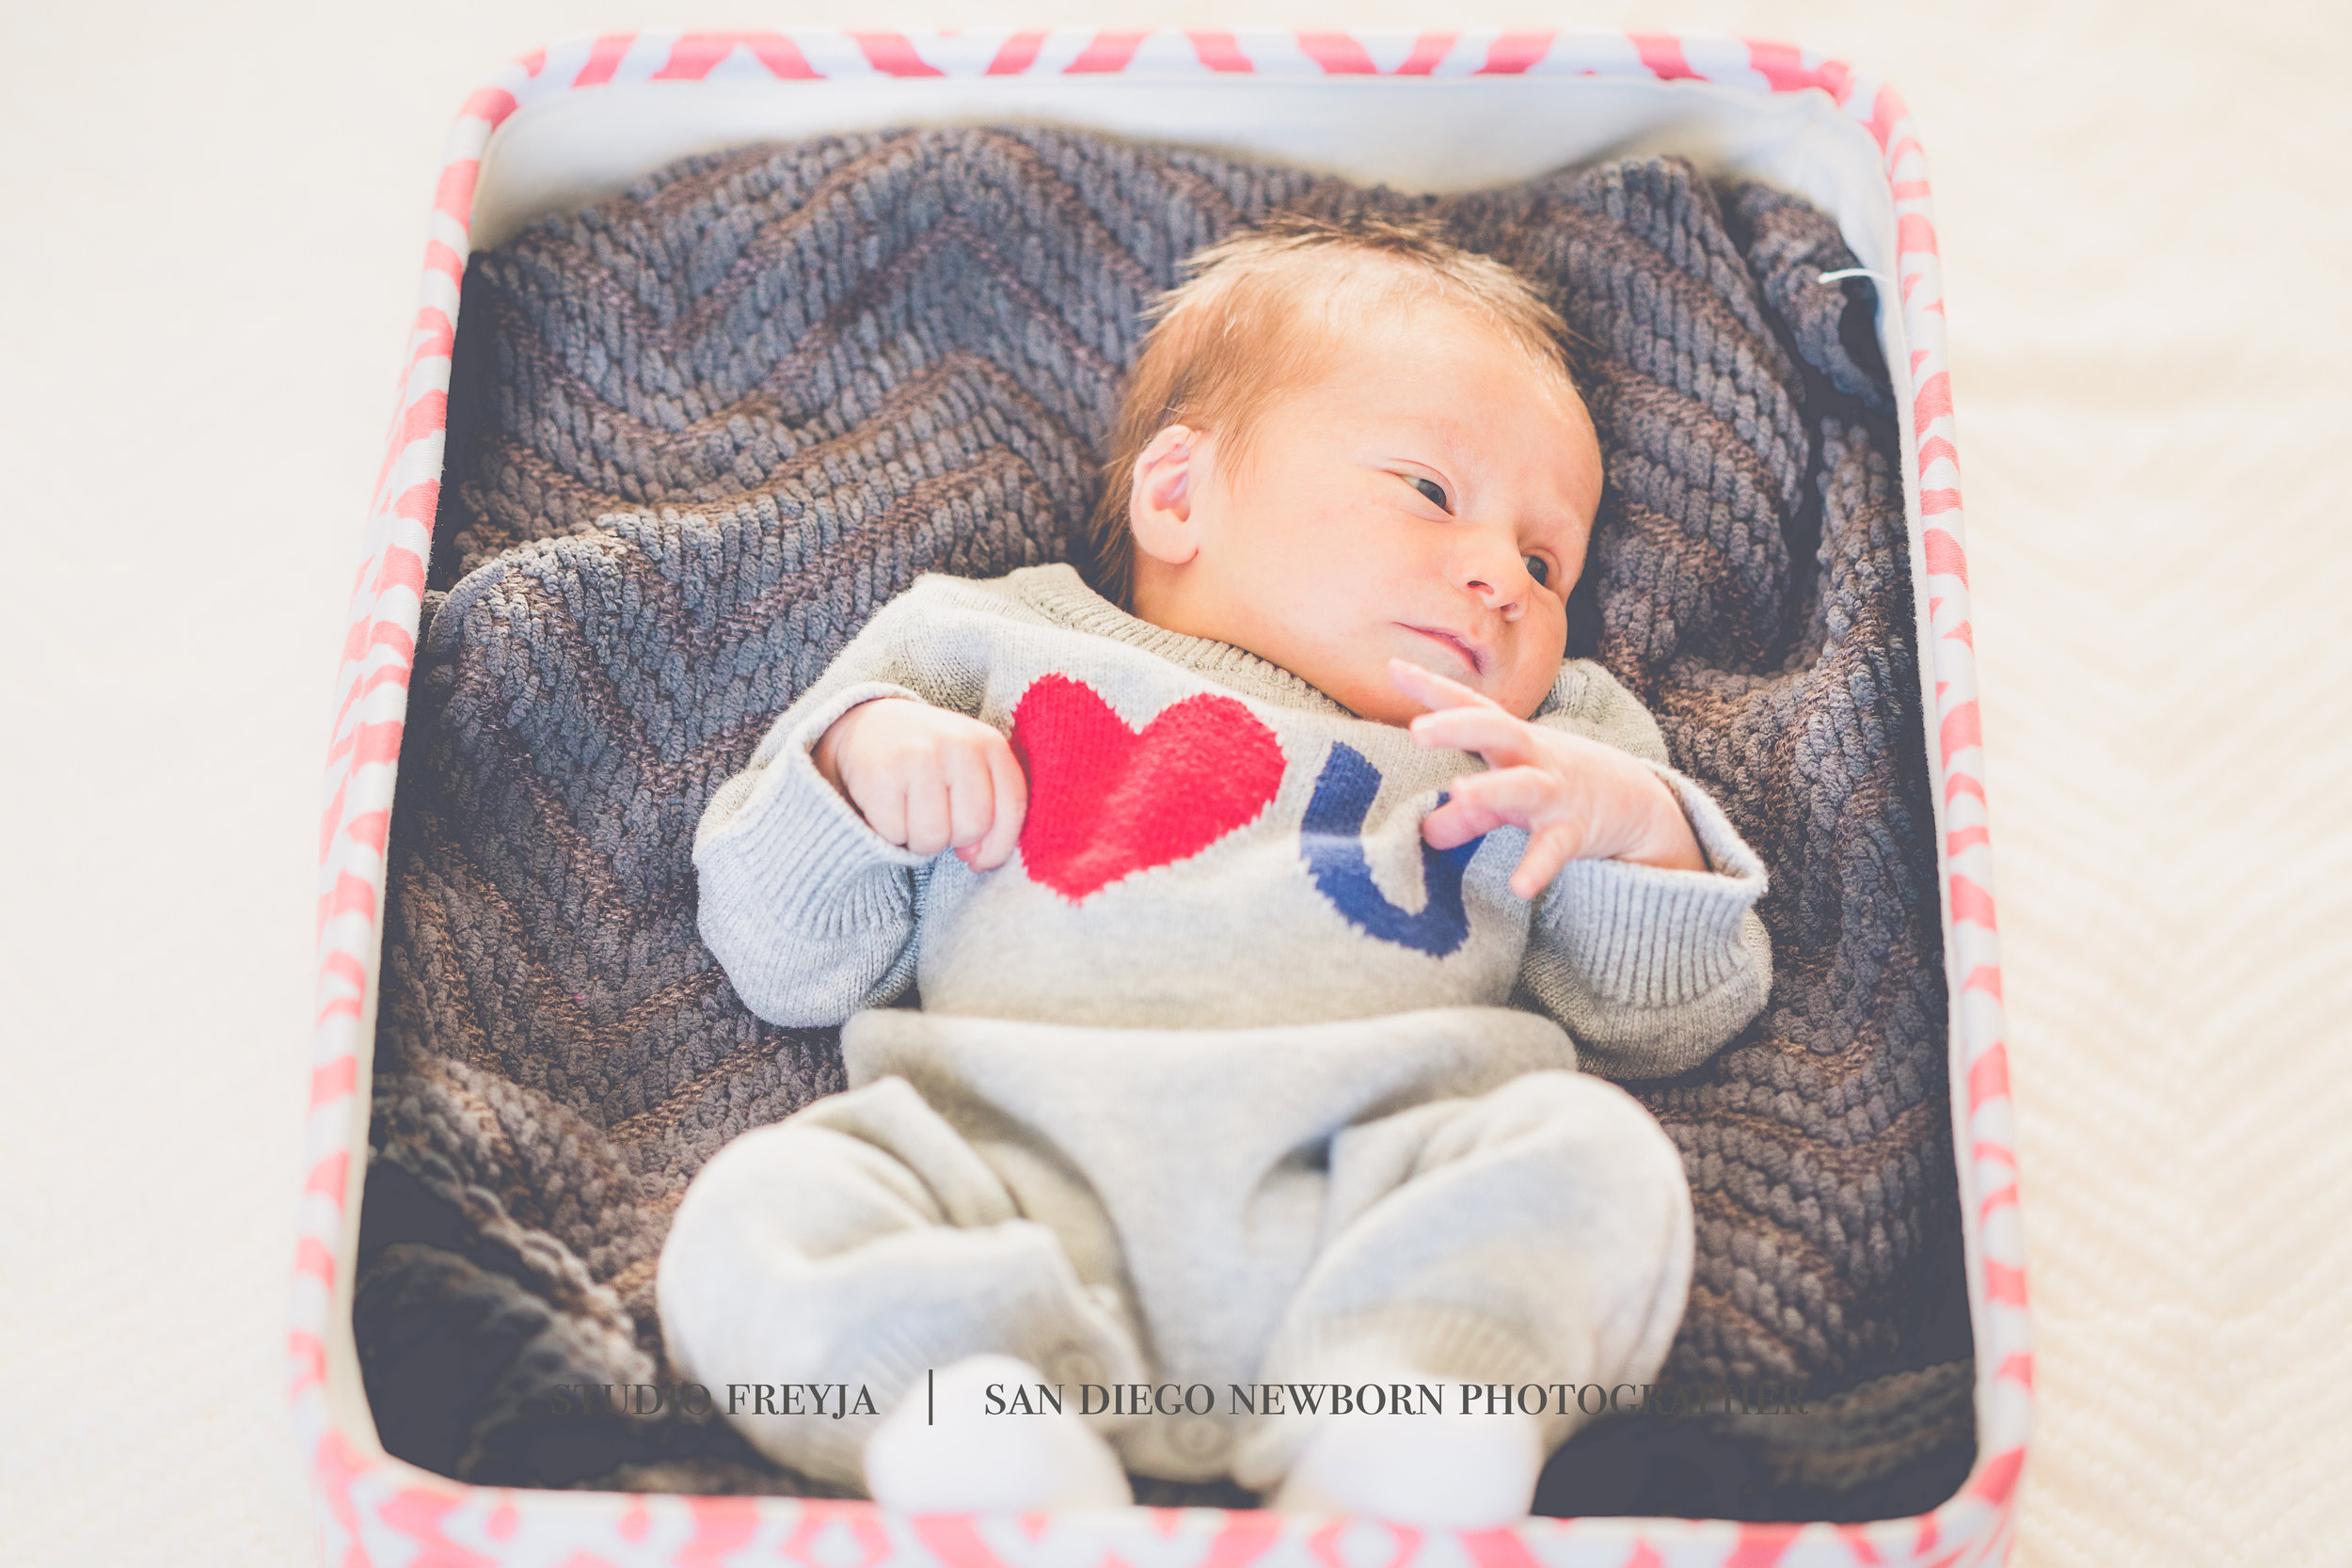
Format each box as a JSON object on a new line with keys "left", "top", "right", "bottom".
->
{"left": 1009, "top": 673, "right": 1286, "bottom": 902}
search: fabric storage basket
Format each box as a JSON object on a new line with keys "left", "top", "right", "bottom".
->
{"left": 294, "top": 27, "right": 2027, "bottom": 1567}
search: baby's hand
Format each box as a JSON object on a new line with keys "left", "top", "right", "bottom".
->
{"left": 1391, "top": 659, "right": 1706, "bottom": 898}
{"left": 812, "top": 698, "right": 1028, "bottom": 871}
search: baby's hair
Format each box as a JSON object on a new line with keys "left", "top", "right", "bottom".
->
{"left": 1085, "top": 212, "right": 1583, "bottom": 609}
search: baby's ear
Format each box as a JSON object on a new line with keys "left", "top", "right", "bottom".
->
{"left": 1128, "top": 423, "right": 1201, "bottom": 566}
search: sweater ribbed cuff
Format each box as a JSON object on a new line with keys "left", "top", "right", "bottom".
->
{"left": 1538, "top": 761, "right": 1768, "bottom": 1012}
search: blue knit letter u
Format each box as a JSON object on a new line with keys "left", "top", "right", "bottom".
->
{"left": 1300, "top": 742, "right": 1483, "bottom": 957}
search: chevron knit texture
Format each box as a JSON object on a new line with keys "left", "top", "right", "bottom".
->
{"left": 356, "top": 128, "right": 1971, "bottom": 1519}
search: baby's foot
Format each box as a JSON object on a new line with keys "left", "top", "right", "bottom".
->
{"left": 865, "top": 1354, "right": 1132, "bottom": 1513}
{"left": 1271, "top": 1376, "right": 1543, "bottom": 1528}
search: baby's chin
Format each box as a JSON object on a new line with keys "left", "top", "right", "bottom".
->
{"left": 1318, "top": 658, "right": 1550, "bottom": 727}
{"left": 1203, "top": 618, "right": 1557, "bottom": 724}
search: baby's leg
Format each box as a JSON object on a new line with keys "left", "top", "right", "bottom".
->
{"left": 1235, "top": 1069, "right": 1693, "bottom": 1526}
{"left": 658, "top": 1074, "right": 1141, "bottom": 1505}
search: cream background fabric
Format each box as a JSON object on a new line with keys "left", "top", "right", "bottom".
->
{"left": 4, "top": 3, "right": 2345, "bottom": 1564}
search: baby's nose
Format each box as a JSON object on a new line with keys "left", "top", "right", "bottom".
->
{"left": 1461, "top": 564, "right": 1528, "bottom": 622}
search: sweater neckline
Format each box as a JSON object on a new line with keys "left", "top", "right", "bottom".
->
{"left": 1011, "top": 564, "right": 1356, "bottom": 719}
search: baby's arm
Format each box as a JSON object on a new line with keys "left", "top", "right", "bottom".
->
{"left": 1392, "top": 660, "right": 1772, "bottom": 1081}
{"left": 694, "top": 587, "right": 997, "bottom": 1026}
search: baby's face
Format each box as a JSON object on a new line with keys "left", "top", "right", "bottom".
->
{"left": 1127, "top": 304, "right": 1604, "bottom": 724}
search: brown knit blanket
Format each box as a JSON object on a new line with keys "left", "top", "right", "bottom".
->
{"left": 357, "top": 127, "right": 1973, "bottom": 1519}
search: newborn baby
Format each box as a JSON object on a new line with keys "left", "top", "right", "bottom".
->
{"left": 659, "top": 214, "right": 1772, "bottom": 1524}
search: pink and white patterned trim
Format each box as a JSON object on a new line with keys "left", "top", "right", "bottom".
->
{"left": 296, "top": 29, "right": 2025, "bottom": 1567}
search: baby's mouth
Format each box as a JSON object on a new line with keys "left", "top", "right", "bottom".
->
{"left": 1401, "top": 625, "right": 1486, "bottom": 676}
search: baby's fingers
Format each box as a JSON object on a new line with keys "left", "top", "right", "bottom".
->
{"left": 854, "top": 778, "right": 911, "bottom": 850}
{"left": 1387, "top": 657, "right": 1503, "bottom": 715}
{"left": 966, "top": 735, "right": 1029, "bottom": 871}
{"left": 1408, "top": 705, "right": 1537, "bottom": 767}
{"left": 1508, "top": 827, "right": 1584, "bottom": 901}
{"left": 1422, "top": 765, "right": 1551, "bottom": 847}
{"left": 1442, "top": 765, "right": 1560, "bottom": 825}
{"left": 899, "top": 770, "right": 955, "bottom": 857}
{"left": 1421, "top": 793, "right": 1510, "bottom": 849}
{"left": 942, "top": 743, "right": 997, "bottom": 854}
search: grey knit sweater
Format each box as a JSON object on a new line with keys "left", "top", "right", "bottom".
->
{"left": 695, "top": 565, "right": 1770, "bottom": 1078}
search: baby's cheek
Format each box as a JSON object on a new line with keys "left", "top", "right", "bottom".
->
{"left": 1503, "top": 632, "right": 1569, "bottom": 718}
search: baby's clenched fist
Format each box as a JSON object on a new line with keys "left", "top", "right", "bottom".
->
{"left": 812, "top": 698, "right": 1028, "bottom": 871}
{"left": 1390, "top": 659, "right": 1707, "bottom": 897}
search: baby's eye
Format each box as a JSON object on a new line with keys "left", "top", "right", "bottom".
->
{"left": 1407, "top": 476, "right": 1450, "bottom": 512}
{"left": 1524, "top": 555, "right": 1550, "bottom": 587}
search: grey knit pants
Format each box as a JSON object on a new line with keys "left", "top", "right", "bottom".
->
{"left": 655, "top": 1006, "right": 1694, "bottom": 1491}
